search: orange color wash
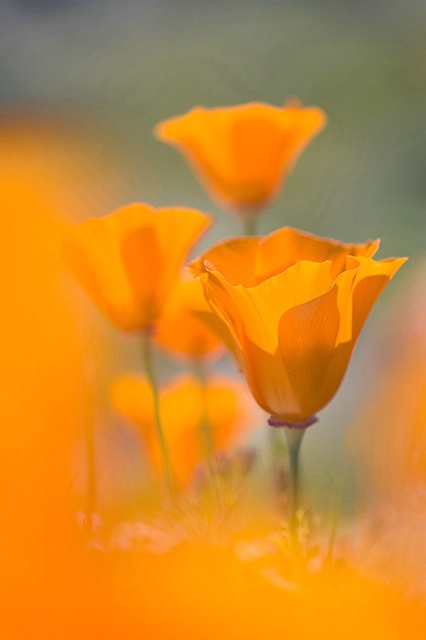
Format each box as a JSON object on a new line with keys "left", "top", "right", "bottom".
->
{"left": 0, "top": 118, "right": 133, "bottom": 639}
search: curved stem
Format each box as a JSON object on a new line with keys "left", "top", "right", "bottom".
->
{"left": 142, "top": 330, "right": 175, "bottom": 500}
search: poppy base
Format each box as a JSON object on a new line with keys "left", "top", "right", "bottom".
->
{"left": 267, "top": 415, "right": 318, "bottom": 429}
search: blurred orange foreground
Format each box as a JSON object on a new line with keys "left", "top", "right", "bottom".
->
{"left": 0, "top": 117, "right": 425, "bottom": 639}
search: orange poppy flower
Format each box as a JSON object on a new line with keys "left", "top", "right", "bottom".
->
{"left": 191, "top": 227, "right": 406, "bottom": 426}
{"left": 62, "top": 203, "right": 211, "bottom": 331}
{"left": 111, "top": 374, "right": 250, "bottom": 485}
{"left": 155, "top": 100, "right": 326, "bottom": 213}
{"left": 154, "top": 272, "right": 224, "bottom": 360}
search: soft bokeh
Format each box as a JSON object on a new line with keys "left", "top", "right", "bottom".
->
{"left": 155, "top": 273, "right": 225, "bottom": 360}
{"left": 2, "top": 1, "right": 426, "bottom": 636}
{"left": 111, "top": 373, "right": 254, "bottom": 486}
{"left": 0, "top": 117, "right": 121, "bottom": 637}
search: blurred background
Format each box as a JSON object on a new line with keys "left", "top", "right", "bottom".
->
{"left": 2, "top": 0, "right": 426, "bottom": 523}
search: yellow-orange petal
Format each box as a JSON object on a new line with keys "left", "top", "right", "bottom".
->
{"left": 236, "top": 336, "right": 302, "bottom": 420}
{"left": 154, "top": 275, "right": 224, "bottom": 359}
{"left": 190, "top": 236, "right": 259, "bottom": 286}
{"left": 200, "top": 261, "right": 335, "bottom": 419}
{"left": 62, "top": 214, "right": 142, "bottom": 330}
{"left": 278, "top": 284, "right": 350, "bottom": 421}
{"left": 204, "top": 260, "right": 334, "bottom": 354}
{"left": 121, "top": 226, "right": 163, "bottom": 327}
{"left": 190, "top": 228, "right": 379, "bottom": 289}
{"left": 146, "top": 205, "right": 212, "bottom": 299}
{"left": 256, "top": 227, "right": 380, "bottom": 283}
{"left": 191, "top": 309, "right": 241, "bottom": 362}
{"left": 277, "top": 256, "right": 407, "bottom": 421}
{"left": 155, "top": 101, "right": 326, "bottom": 212}
{"left": 63, "top": 203, "right": 211, "bottom": 331}
{"left": 348, "top": 255, "right": 408, "bottom": 340}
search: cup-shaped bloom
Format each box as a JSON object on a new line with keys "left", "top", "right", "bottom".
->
{"left": 111, "top": 374, "right": 250, "bottom": 485}
{"left": 191, "top": 227, "right": 406, "bottom": 426}
{"left": 63, "top": 203, "right": 211, "bottom": 331}
{"left": 155, "top": 100, "right": 326, "bottom": 213}
{"left": 154, "top": 272, "right": 224, "bottom": 360}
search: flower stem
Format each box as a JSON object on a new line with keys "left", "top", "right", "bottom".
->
{"left": 142, "top": 330, "right": 175, "bottom": 501}
{"left": 243, "top": 213, "right": 258, "bottom": 236}
{"left": 284, "top": 427, "right": 306, "bottom": 554}
{"left": 326, "top": 471, "right": 347, "bottom": 564}
{"left": 193, "top": 360, "right": 221, "bottom": 505}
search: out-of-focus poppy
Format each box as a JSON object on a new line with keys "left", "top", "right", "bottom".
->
{"left": 191, "top": 227, "right": 406, "bottom": 426}
{"left": 0, "top": 116, "right": 128, "bottom": 639}
{"left": 155, "top": 100, "right": 326, "bottom": 214}
{"left": 63, "top": 203, "right": 211, "bottom": 331}
{"left": 112, "top": 374, "right": 250, "bottom": 485}
{"left": 155, "top": 272, "right": 224, "bottom": 360}
{"left": 353, "top": 262, "right": 426, "bottom": 503}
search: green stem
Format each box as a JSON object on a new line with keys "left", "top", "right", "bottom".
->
{"left": 326, "top": 472, "right": 346, "bottom": 564}
{"left": 242, "top": 212, "right": 258, "bottom": 236}
{"left": 269, "top": 427, "right": 286, "bottom": 515}
{"left": 142, "top": 330, "right": 175, "bottom": 500}
{"left": 193, "top": 360, "right": 221, "bottom": 505}
{"left": 284, "top": 427, "right": 306, "bottom": 553}
{"left": 198, "top": 405, "right": 216, "bottom": 466}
